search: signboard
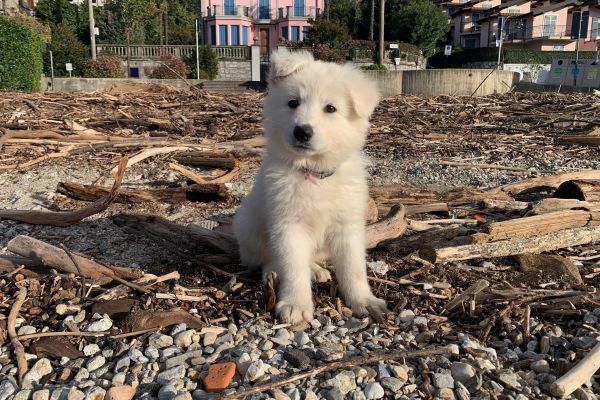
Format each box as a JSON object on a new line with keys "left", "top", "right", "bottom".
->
{"left": 389, "top": 44, "right": 399, "bottom": 49}
{"left": 94, "top": 27, "right": 99, "bottom": 35}
{"left": 571, "top": 67, "right": 580, "bottom": 76}
{"left": 444, "top": 45, "right": 452, "bottom": 56}
{"left": 394, "top": 58, "right": 400, "bottom": 65}
{"left": 65, "top": 63, "right": 73, "bottom": 71}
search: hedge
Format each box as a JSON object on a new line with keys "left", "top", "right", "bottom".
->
{"left": 0, "top": 15, "right": 43, "bottom": 92}
{"left": 429, "top": 47, "right": 598, "bottom": 68}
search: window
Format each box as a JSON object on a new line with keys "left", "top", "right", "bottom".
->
{"left": 302, "top": 26, "right": 310, "bottom": 41}
{"left": 464, "top": 38, "right": 477, "bottom": 48}
{"left": 542, "top": 14, "right": 557, "bottom": 36}
{"left": 219, "top": 25, "right": 228, "bottom": 45}
{"left": 552, "top": 45, "right": 565, "bottom": 51}
{"left": 281, "top": 27, "right": 288, "bottom": 40}
{"left": 210, "top": 25, "right": 216, "bottom": 46}
{"left": 291, "top": 26, "right": 300, "bottom": 41}
{"left": 294, "top": 0, "right": 304, "bottom": 17}
{"left": 507, "top": 8, "right": 520, "bottom": 15}
{"left": 224, "top": 0, "right": 235, "bottom": 15}
{"left": 571, "top": 11, "right": 590, "bottom": 39}
{"left": 593, "top": 17, "right": 600, "bottom": 39}
{"left": 231, "top": 25, "right": 240, "bottom": 45}
{"left": 242, "top": 26, "right": 249, "bottom": 45}
{"left": 259, "top": 0, "right": 270, "bottom": 19}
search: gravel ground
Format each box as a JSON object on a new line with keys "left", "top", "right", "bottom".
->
{"left": 1, "top": 91, "right": 600, "bottom": 400}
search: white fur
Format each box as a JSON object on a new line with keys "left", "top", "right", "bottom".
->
{"left": 232, "top": 49, "right": 386, "bottom": 324}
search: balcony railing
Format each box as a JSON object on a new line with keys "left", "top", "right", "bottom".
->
{"left": 97, "top": 45, "right": 251, "bottom": 60}
{"left": 206, "top": 4, "right": 318, "bottom": 19}
{"left": 504, "top": 25, "right": 574, "bottom": 42}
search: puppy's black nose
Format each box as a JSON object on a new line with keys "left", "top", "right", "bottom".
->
{"left": 293, "top": 125, "right": 313, "bottom": 142}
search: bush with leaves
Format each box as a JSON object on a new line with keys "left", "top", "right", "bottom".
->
{"left": 84, "top": 54, "right": 125, "bottom": 78}
{"left": 307, "top": 17, "right": 351, "bottom": 54}
{"left": 391, "top": 0, "right": 449, "bottom": 57}
{"left": 44, "top": 22, "right": 89, "bottom": 77}
{"left": 0, "top": 15, "right": 43, "bottom": 92}
{"left": 145, "top": 55, "right": 190, "bottom": 79}
{"left": 312, "top": 44, "right": 345, "bottom": 63}
{"left": 360, "top": 64, "right": 386, "bottom": 71}
{"left": 197, "top": 45, "right": 219, "bottom": 80}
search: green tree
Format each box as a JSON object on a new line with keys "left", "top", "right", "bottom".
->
{"left": 328, "top": 0, "right": 362, "bottom": 37}
{"left": 45, "top": 21, "right": 89, "bottom": 77}
{"left": 391, "top": 0, "right": 449, "bottom": 56}
{"left": 0, "top": 15, "right": 43, "bottom": 92}
{"left": 307, "top": 17, "right": 351, "bottom": 54}
{"left": 13, "top": 13, "right": 52, "bottom": 44}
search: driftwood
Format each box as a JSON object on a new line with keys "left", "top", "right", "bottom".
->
{"left": 366, "top": 205, "right": 407, "bottom": 249}
{"left": 441, "top": 279, "right": 489, "bottom": 314}
{"left": 7, "top": 235, "right": 139, "bottom": 280}
{"left": 370, "top": 185, "right": 510, "bottom": 207}
{"left": 482, "top": 199, "right": 528, "bottom": 213}
{"left": 386, "top": 225, "right": 469, "bottom": 253}
{"left": 488, "top": 170, "right": 600, "bottom": 197}
{"left": 0, "top": 157, "right": 127, "bottom": 226}
{"left": 516, "top": 254, "right": 583, "bottom": 284}
{"left": 550, "top": 341, "right": 600, "bottom": 397}
{"left": 173, "top": 152, "right": 237, "bottom": 169}
{"left": 554, "top": 180, "right": 600, "bottom": 202}
{"left": 58, "top": 182, "right": 229, "bottom": 204}
{"left": 419, "top": 225, "right": 600, "bottom": 264}
{"left": 527, "top": 198, "right": 592, "bottom": 215}
{"left": 559, "top": 135, "right": 600, "bottom": 147}
{"left": 470, "top": 209, "right": 593, "bottom": 243}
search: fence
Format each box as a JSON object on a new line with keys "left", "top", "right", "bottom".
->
{"left": 97, "top": 45, "right": 251, "bottom": 60}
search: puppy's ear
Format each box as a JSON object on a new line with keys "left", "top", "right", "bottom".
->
{"left": 346, "top": 69, "right": 381, "bottom": 120}
{"left": 268, "top": 49, "right": 314, "bottom": 84}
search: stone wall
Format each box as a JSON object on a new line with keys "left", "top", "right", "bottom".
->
{"left": 217, "top": 60, "right": 252, "bottom": 81}
{"left": 42, "top": 78, "right": 202, "bottom": 93}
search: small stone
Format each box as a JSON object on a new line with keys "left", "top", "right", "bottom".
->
{"left": 390, "top": 364, "right": 409, "bottom": 382}
{"left": 170, "top": 323, "right": 187, "bottom": 336}
{"left": 22, "top": 358, "right": 53, "bottom": 389}
{"left": 433, "top": 373, "right": 454, "bottom": 389}
{"left": 14, "top": 390, "right": 32, "bottom": 400}
{"left": 144, "top": 346, "right": 160, "bottom": 360}
{"left": 157, "top": 384, "right": 177, "bottom": 400}
{"left": 451, "top": 362, "right": 476, "bottom": 384}
{"left": 381, "top": 377, "right": 404, "bottom": 393}
{"left": 540, "top": 336, "right": 551, "bottom": 354}
{"left": 437, "top": 388, "right": 456, "bottom": 400}
{"left": 497, "top": 372, "right": 522, "bottom": 390}
{"left": 375, "top": 364, "right": 391, "bottom": 379}
{"left": 283, "top": 349, "right": 311, "bottom": 370}
{"left": 270, "top": 389, "right": 290, "bottom": 400}
{"left": 294, "top": 331, "right": 310, "bottom": 346}
{"left": 325, "top": 370, "right": 356, "bottom": 395}
{"left": 86, "top": 317, "right": 112, "bottom": 332}
{"left": 173, "top": 394, "right": 192, "bottom": 400}
{"left": 260, "top": 340, "right": 273, "bottom": 351}
{"left": 573, "top": 336, "right": 597, "bottom": 349}
{"left": 326, "top": 387, "right": 344, "bottom": 400}
{"left": 84, "top": 386, "right": 106, "bottom": 400}
{"left": 56, "top": 304, "right": 81, "bottom": 315}
{"left": 73, "top": 368, "right": 89, "bottom": 382}
{"left": 32, "top": 390, "right": 50, "bottom": 400}
{"left": 304, "top": 389, "right": 319, "bottom": 400}
{"left": 174, "top": 330, "right": 195, "bottom": 348}
{"left": 83, "top": 344, "right": 101, "bottom": 357}
{"left": 86, "top": 355, "right": 106, "bottom": 372}
{"left": 398, "top": 310, "right": 415, "bottom": 323}
{"left": 0, "top": 380, "right": 18, "bottom": 400}
{"left": 67, "top": 388, "right": 85, "bottom": 400}
{"left": 531, "top": 359, "right": 551, "bottom": 374}
{"left": 271, "top": 337, "right": 292, "bottom": 346}
{"left": 574, "top": 388, "right": 598, "bottom": 400}
{"left": 157, "top": 365, "right": 186, "bottom": 385}
{"left": 350, "top": 390, "right": 366, "bottom": 400}
{"left": 454, "top": 382, "right": 470, "bottom": 400}
{"left": 114, "top": 356, "right": 131, "bottom": 373}
{"left": 413, "top": 316, "right": 428, "bottom": 327}
{"left": 274, "top": 329, "right": 290, "bottom": 340}
{"left": 203, "top": 362, "right": 236, "bottom": 392}
{"left": 149, "top": 333, "right": 174, "bottom": 349}
{"left": 364, "top": 382, "right": 385, "bottom": 399}
{"left": 203, "top": 333, "right": 217, "bottom": 347}
{"left": 286, "top": 388, "right": 301, "bottom": 400}
{"left": 244, "top": 360, "right": 269, "bottom": 382}
{"left": 112, "top": 373, "right": 127, "bottom": 386}
{"left": 17, "top": 325, "right": 36, "bottom": 335}
{"left": 465, "top": 374, "right": 483, "bottom": 393}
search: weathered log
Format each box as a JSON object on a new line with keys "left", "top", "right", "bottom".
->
{"left": 173, "top": 152, "right": 237, "bottom": 169}
{"left": 550, "top": 341, "right": 600, "bottom": 397}
{"left": 441, "top": 279, "right": 489, "bottom": 314}
{"left": 7, "top": 235, "right": 139, "bottom": 280}
{"left": 527, "top": 198, "right": 592, "bottom": 215}
{"left": 488, "top": 170, "right": 600, "bottom": 197}
{"left": 365, "top": 205, "right": 407, "bottom": 249}
{"left": 386, "top": 225, "right": 470, "bottom": 253}
{"left": 58, "top": 182, "right": 229, "bottom": 204}
{"left": 472, "top": 209, "right": 593, "bottom": 243}
{"left": 516, "top": 254, "right": 582, "bottom": 285}
{"left": 370, "top": 185, "right": 510, "bottom": 207}
{"left": 554, "top": 180, "right": 600, "bottom": 202}
{"left": 558, "top": 135, "right": 600, "bottom": 147}
{"left": 419, "top": 225, "right": 600, "bottom": 264}
{"left": 482, "top": 199, "right": 528, "bottom": 213}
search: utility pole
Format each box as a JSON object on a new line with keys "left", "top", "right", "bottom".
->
{"left": 369, "top": 0, "right": 374, "bottom": 41}
{"left": 88, "top": 0, "right": 96, "bottom": 60}
{"left": 496, "top": 16, "right": 504, "bottom": 70}
{"left": 195, "top": 18, "right": 200, "bottom": 80}
{"left": 378, "top": 0, "right": 384, "bottom": 65}
{"left": 574, "top": 11, "right": 583, "bottom": 86}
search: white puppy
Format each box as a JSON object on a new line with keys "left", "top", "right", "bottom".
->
{"left": 233, "top": 49, "right": 386, "bottom": 324}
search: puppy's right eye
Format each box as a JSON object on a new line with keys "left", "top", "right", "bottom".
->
{"left": 288, "top": 99, "right": 300, "bottom": 109}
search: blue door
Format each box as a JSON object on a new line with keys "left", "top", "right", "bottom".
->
{"left": 242, "top": 26, "right": 249, "bottom": 45}
{"left": 302, "top": 26, "right": 310, "bottom": 41}
{"left": 291, "top": 26, "right": 300, "bottom": 41}
{"left": 281, "top": 27, "right": 288, "bottom": 41}
{"left": 231, "top": 25, "right": 240, "bottom": 45}
{"left": 224, "top": 0, "right": 235, "bottom": 15}
{"left": 259, "top": 0, "right": 270, "bottom": 19}
{"left": 219, "top": 25, "right": 228, "bottom": 45}
{"left": 294, "top": 0, "right": 304, "bottom": 17}
{"left": 210, "top": 25, "right": 216, "bottom": 45}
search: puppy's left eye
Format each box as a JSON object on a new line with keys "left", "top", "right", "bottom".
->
{"left": 325, "top": 104, "right": 336, "bottom": 113}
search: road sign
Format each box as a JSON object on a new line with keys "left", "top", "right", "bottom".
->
{"left": 572, "top": 67, "right": 580, "bottom": 76}
{"left": 444, "top": 45, "right": 452, "bottom": 56}
{"left": 94, "top": 27, "right": 99, "bottom": 35}
{"left": 389, "top": 44, "right": 399, "bottom": 49}
{"left": 65, "top": 63, "right": 73, "bottom": 71}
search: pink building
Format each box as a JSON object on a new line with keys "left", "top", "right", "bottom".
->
{"left": 201, "top": 0, "right": 320, "bottom": 57}
{"left": 440, "top": 0, "right": 600, "bottom": 51}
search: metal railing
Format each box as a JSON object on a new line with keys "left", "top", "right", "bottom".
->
{"left": 97, "top": 45, "right": 251, "bottom": 60}
{"left": 505, "top": 24, "right": 574, "bottom": 42}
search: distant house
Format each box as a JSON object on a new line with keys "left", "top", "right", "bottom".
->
{"left": 1, "top": 0, "right": 34, "bottom": 15}
{"left": 200, "top": 0, "right": 320, "bottom": 58}
{"left": 438, "top": 0, "right": 600, "bottom": 51}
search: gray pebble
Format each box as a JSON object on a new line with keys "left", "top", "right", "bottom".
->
{"left": 364, "top": 382, "right": 385, "bottom": 399}
{"left": 433, "top": 373, "right": 454, "bottom": 389}
{"left": 157, "top": 365, "right": 186, "bottom": 385}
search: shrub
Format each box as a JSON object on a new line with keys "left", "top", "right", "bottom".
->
{"left": 307, "top": 17, "right": 351, "bottom": 53}
{"left": 45, "top": 22, "right": 89, "bottom": 77}
{"left": 0, "top": 15, "right": 43, "bottom": 92}
{"left": 84, "top": 54, "right": 125, "bottom": 78}
{"left": 145, "top": 54, "right": 190, "bottom": 79}
{"left": 197, "top": 45, "right": 219, "bottom": 80}
{"left": 361, "top": 64, "right": 387, "bottom": 71}
{"left": 312, "top": 44, "right": 345, "bottom": 63}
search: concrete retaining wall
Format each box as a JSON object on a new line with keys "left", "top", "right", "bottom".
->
{"left": 401, "top": 69, "right": 518, "bottom": 97}
{"left": 42, "top": 78, "right": 202, "bottom": 93}
{"left": 362, "top": 71, "right": 403, "bottom": 97}
{"left": 217, "top": 60, "right": 252, "bottom": 81}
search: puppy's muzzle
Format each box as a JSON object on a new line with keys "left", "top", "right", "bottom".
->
{"left": 293, "top": 125, "right": 313, "bottom": 143}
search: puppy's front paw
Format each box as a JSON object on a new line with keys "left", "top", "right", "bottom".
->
{"left": 347, "top": 295, "right": 387, "bottom": 320}
{"left": 275, "top": 299, "right": 314, "bottom": 325}
{"left": 311, "top": 263, "right": 332, "bottom": 283}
